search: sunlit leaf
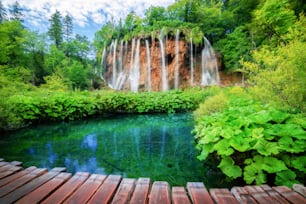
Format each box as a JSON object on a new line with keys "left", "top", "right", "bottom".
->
{"left": 218, "top": 156, "right": 242, "bottom": 179}
{"left": 215, "top": 139, "right": 234, "bottom": 156}
{"left": 262, "top": 157, "right": 287, "bottom": 173}
{"left": 229, "top": 136, "right": 251, "bottom": 152}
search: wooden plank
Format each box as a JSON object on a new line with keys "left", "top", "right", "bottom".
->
{"left": 0, "top": 168, "right": 47, "bottom": 198}
{"left": 0, "top": 165, "right": 22, "bottom": 180}
{"left": 245, "top": 185, "right": 276, "bottom": 204}
{"left": 231, "top": 187, "right": 258, "bottom": 204}
{"left": 111, "top": 178, "right": 136, "bottom": 204}
{"left": 10, "top": 161, "right": 22, "bottom": 166}
{"left": 210, "top": 188, "right": 239, "bottom": 204}
{"left": 41, "top": 172, "right": 90, "bottom": 204}
{"left": 273, "top": 186, "right": 306, "bottom": 204}
{"left": 88, "top": 175, "right": 122, "bottom": 204}
{"left": 293, "top": 184, "right": 306, "bottom": 197}
{"left": 15, "top": 172, "right": 72, "bottom": 204}
{"left": 64, "top": 174, "right": 106, "bottom": 204}
{"left": 0, "top": 166, "right": 36, "bottom": 188}
{"left": 51, "top": 167, "right": 66, "bottom": 172}
{"left": 0, "top": 161, "right": 8, "bottom": 168}
{"left": 130, "top": 178, "right": 151, "bottom": 204}
{"left": 0, "top": 169, "right": 61, "bottom": 203}
{"left": 172, "top": 186, "right": 191, "bottom": 204}
{"left": 261, "top": 185, "right": 289, "bottom": 204}
{"left": 149, "top": 181, "right": 171, "bottom": 204}
{"left": 187, "top": 182, "right": 214, "bottom": 204}
{"left": 0, "top": 163, "right": 10, "bottom": 173}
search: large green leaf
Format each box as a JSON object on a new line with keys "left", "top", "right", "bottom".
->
{"left": 291, "top": 156, "right": 306, "bottom": 173}
{"left": 278, "top": 137, "right": 305, "bottom": 153}
{"left": 244, "top": 164, "right": 266, "bottom": 184}
{"left": 229, "top": 135, "right": 251, "bottom": 152}
{"left": 275, "top": 170, "right": 299, "bottom": 187}
{"left": 266, "top": 124, "right": 306, "bottom": 139}
{"left": 253, "top": 139, "right": 279, "bottom": 156}
{"left": 262, "top": 157, "right": 287, "bottom": 173}
{"left": 269, "top": 110, "right": 290, "bottom": 123}
{"left": 218, "top": 156, "right": 242, "bottom": 179}
{"left": 215, "top": 139, "right": 234, "bottom": 156}
{"left": 249, "top": 110, "right": 272, "bottom": 124}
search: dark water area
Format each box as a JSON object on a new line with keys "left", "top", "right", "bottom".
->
{"left": 0, "top": 113, "right": 229, "bottom": 188}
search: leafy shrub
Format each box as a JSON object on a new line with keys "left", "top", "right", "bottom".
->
{"left": 1, "top": 88, "right": 212, "bottom": 131}
{"left": 193, "top": 96, "right": 306, "bottom": 187}
{"left": 193, "top": 92, "right": 228, "bottom": 120}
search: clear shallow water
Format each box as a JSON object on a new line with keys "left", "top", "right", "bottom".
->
{"left": 1, "top": 113, "right": 227, "bottom": 187}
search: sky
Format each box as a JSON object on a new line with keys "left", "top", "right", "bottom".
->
{"left": 2, "top": 0, "right": 174, "bottom": 41}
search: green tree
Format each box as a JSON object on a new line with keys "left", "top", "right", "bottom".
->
{"left": 48, "top": 10, "right": 63, "bottom": 48}
{"left": 242, "top": 16, "right": 306, "bottom": 112}
{"left": 216, "top": 26, "right": 252, "bottom": 71}
{"left": 0, "top": 20, "right": 27, "bottom": 65}
{"left": 144, "top": 6, "right": 167, "bottom": 26}
{"left": 252, "top": 0, "right": 296, "bottom": 45}
{"left": 63, "top": 13, "right": 73, "bottom": 41}
{"left": 24, "top": 31, "right": 48, "bottom": 85}
{"left": 44, "top": 45, "right": 65, "bottom": 74}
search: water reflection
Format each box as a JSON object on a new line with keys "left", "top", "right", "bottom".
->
{"left": 0, "top": 113, "right": 225, "bottom": 186}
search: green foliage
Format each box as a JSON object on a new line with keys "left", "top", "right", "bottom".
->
{"left": 193, "top": 91, "right": 228, "bottom": 119}
{"left": 48, "top": 10, "right": 63, "bottom": 48}
{"left": 252, "top": 0, "right": 296, "bottom": 45}
{"left": 215, "top": 26, "right": 252, "bottom": 71}
{"left": 242, "top": 34, "right": 306, "bottom": 112}
{"left": 0, "top": 20, "right": 27, "bottom": 65}
{"left": 0, "top": 88, "right": 211, "bottom": 131}
{"left": 193, "top": 94, "right": 306, "bottom": 186}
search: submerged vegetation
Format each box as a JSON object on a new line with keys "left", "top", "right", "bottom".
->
{"left": 0, "top": 0, "right": 305, "bottom": 187}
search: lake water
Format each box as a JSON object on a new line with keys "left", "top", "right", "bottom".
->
{"left": 0, "top": 113, "right": 228, "bottom": 187}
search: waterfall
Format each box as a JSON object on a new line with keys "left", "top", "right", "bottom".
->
{"left": 145, "top": 40, "right": 152, "bottom": 92}
{"left": 174, "top": 30, "right": 179, "bottom": 89}
{"left": 112, "top": 40, "right": 126, "bottom": 90}
{"left": 190, "top": 35, "right": 194, "bottom": 86}
{"left": 159, "top": 30, "right": 168, "bottom": 91}
{"left": 100, "top": 47, "right": 106, "bottom": 70}
{"left": 119, "top": 40, "right": 123, "bottom": 72}
{"left": 201, "top": 37, "right": 220, "bottom": 86}
{"left": 112, "top": 39, "right": 117, "bottom": 88}
{"left": 129, "top": 38, "right": 140, "bottom": 92}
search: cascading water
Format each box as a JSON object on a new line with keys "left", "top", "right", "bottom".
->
{"left": 201, "top": 37, "right": 220, "bottom": 86}
{"left": 101, "top": 32, "right": 220, "bottom": 91}
{"left": 99, "top": 47, "right": 106, "bottom": 80}
{"left": 119, "top": 40, "right": 123, "bottom": 72}
{"left": 174, "top": 30, "right": 179, "bottom": 89}
{"left": 129, "top": 39, "right": 140, "bottom": 92}
{"left": 159, "top": 30, "right": 168, "bottom": 91}
{"left": 145, "top": 40, "right": 152, "bottom": 92}
{"left": 190, "top": 34, "right": 194, "bottom": 86}
{"left": 112, "top": 39, "right": 117, "bottom": 88}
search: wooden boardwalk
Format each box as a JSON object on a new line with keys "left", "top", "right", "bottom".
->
{"left": 0, "top": 159, "right": 305, "bottom": 204}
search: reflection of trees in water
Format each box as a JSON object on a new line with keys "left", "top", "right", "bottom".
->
{"left": 1, "top": 113, "right": 211, "bottom": 186}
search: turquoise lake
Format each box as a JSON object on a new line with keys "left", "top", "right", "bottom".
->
{"left": 0, "top": 113, "right": 228, "bottom": 187}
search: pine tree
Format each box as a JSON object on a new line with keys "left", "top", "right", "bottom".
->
{"left": 48, "top": 10, "right": 63, "bottom": 48}
{"left": 63, "top": 14, "right": 73, "bottom": 41}
{"left": 0, "top": 0, "right": 7, "bottom": 23}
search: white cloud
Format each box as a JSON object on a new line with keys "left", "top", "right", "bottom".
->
{"left": 3, "top": 0, "right": 174, "bottom": 27}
